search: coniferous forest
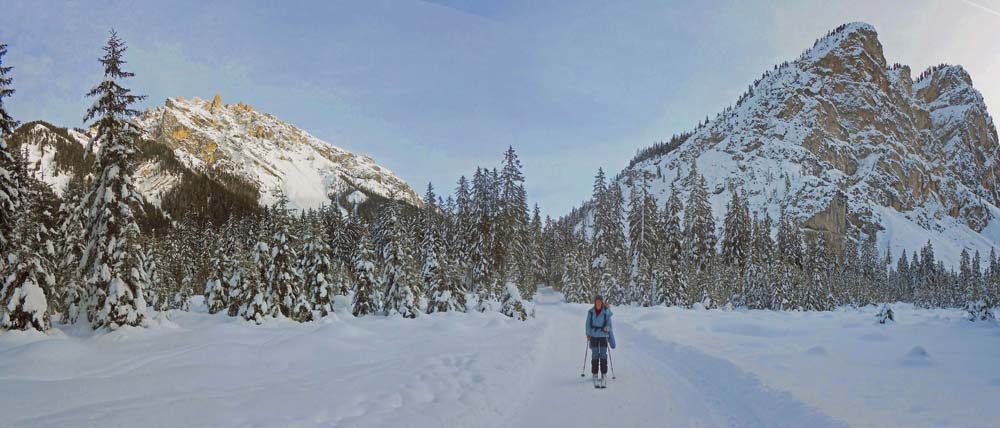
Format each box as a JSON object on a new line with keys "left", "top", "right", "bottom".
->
{"left": 0, "top": 31, "right": 997, "bottom": 335}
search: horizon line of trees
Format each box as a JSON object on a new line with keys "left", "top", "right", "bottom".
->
{"left": 0, "top": 32, "right": 542, "bottom": 333}
{"left": 546, "top": 164, "right": 999, "bottom": 322}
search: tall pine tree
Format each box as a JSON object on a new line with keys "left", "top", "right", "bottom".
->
{"left": 79, "top": 31, "right": 148, "bottom": 329}
{"left": 351, "top": 233, "right": 379, "bottom": 317}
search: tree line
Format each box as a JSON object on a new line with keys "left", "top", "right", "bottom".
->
{"left": 546, "top": 164, "right": 999, "bottom": 321}
{"left": 0, "top": 32, "right": 543, "bottom": 332}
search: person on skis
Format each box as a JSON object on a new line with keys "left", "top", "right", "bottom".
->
{"left": 585, "top": 295, "right": 615, "bottom": 387}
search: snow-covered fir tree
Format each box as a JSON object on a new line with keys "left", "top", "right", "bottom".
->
{"left": 593, "top": 180, "right": 627, "bottom": 305}
{"left": 720, "top": 189, "right": 752, "bottom": 269}
{"left": 241, "top": 239, "right": 272, "bottom": 324}
{"left": 425, "top": 217, "right": 466, "bottom": 313}
{"left": 1, "top": 182, "right": 54, "bottom": 331}
{"left": 54, "top": 176, "right": 88, "bottom": 322}
{"left": 469, "top": 168, "right": 495, "bottom": 302}
{"left": 497, "top": 147, "right": 530, "bottom": 295}
{"left": 204, "top": 230, "right": 234, "bottom": 315}
{"left": 380, "top": 200, "right": 419, "bottom": 318}
{"left": 300, "top": 217, "right": 338, "bottom": 317}
{"left": 265, "top": 193, "right": 310, "bottom": 321}
{"left": 0, "top": 43, "right": 51, "bottom": 331}
{"left": 137, "top": 243, "right": 162, "bottom": 311}
{"left": 561, "top": 229, "right": 591, "bottom": 303}
{"left": 453, "top": 175, "right": 474, "bottom": 290}
{"left": 682, "top": 163, "right": 716, "bottom": 273}
{"left": 351, "top": 233, "right": 379, "bottom": 317}
{"left": 527, "top": 204, "right": 545, "bottom": 289}
{"left": 0, "top": 41, "right": 20, "bottom": 272}
{"left": 655, "top": 183, "right": 685, "bottom": 306}
{"left": 627, "top": 177, "right": 658, "bottom": 305}
{"left": 499, "top": 280, "right": 529, "bottom": 321}
{"left": 776, "top": 208, "right": 804, "bottom": 270}
{"left": 78, "top": 30, "right": 148, "bottom": 329}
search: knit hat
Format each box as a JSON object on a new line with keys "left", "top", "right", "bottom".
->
{"left": 594, "top": 295, "right": 604, "bottom": 302}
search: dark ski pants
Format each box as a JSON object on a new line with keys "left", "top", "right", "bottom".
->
{"left": 590, "top": 337, "right": 609, "bottom": 375}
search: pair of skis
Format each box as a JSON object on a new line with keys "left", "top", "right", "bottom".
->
{"left": 593, "top": 375, "right": 608, "bottom": 389}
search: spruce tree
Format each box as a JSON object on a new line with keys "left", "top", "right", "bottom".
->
{"left": 525, "top": 203, "right": 544, "bottom": 298}
{"left": 454, "top": 175, "right": 474, "bottom": 291}
{"left": 497, "top": 147, "right": 529, "bottom": 293}
{"left": 0, "top": 41, "right": 20, "bottom": 266}
{"left": 682, "top": 164, "right": 716, "bottom": 273}
{"left": 601, "top": 184, "right": 628, "bottom": 304}
{"left": 0, "top": 43, "right": 51, "bottom": 331}
{"left": 265, "top": 194, "right": 310, "bottom": 321}
{"left": 469, "top": 168, "right": 494, "bottom": 301}
{"left": 0, "top": 42, "right": 15, "bottom": 137}
{"left": 79, "top": 30, "right": 148, "bottom": 329}
{"left": 204, "top": 238, "right": 233, "bottom": 315}
{"left": 894, "top": 249, "right": 911, "bottom": 302}
{"left": 656, "top": 184, "right": 685, "bottom": 306}
{"left": 776, "top": 208, "right": 803, "bottom": 269}
{"left": 351, "top": 233, "right": 379, "bottom": 317}
{"left": 561, "top": 230, "right": 591, "bottom": 303}
{"left": 720, "top": 190, "right": 752, "bottom": 269}
{"left": 241, "top": 240, "right": 272, "bottom": 324}
{"left": 802, "top": 234, "right": 832, "bottom": 310}
{"left": 225, "top": 261, "right": 247, "bottom": 317}
{"left": 55, "top": 176, "right": 88, "bottom": 322}
{"left": 1, "top": 184, "right": 53, "bottom": 331}
{"left": 381, "top": 200, "right": 418, "bottom": 318}
{"left": 499, "top": 280, "right": 529, "bottom": 321}
{"left": 300, "top": 221, "right": 337, "bottom": 317}
{"left": 138, "top": 243, "right": 162, "bottom": 311}
{"left": 627, "top": 178, "right": 658, "bottom": 305}
{"left": 425, "top": 220, "right": 466, "bottom": 313}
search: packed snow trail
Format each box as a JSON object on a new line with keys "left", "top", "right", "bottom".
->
{"left": 501, "top": 288, "right": 842, "bottom": 428}
{"left": 9, "top": 291, "right": 998, "bottom": 426}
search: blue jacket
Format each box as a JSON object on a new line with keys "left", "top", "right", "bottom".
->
{"left": 585, "top": 307, "right": 616, "bottom": 349}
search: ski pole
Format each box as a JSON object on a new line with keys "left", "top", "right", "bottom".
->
{"left": 580, "top": 341, "right": 590, "bottom": 377}
{"left": 606, "top": 345, "right": 615, "bottom": 380}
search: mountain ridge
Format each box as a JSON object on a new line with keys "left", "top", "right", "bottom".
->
{"left": 584, "top": 21, "right": 1000, "bottom": 266}
{"left": 10, "top": 95, "right": 422, "bottom": 224}
{"left": 136, "top": 95, "right": 422, "bottom": 209}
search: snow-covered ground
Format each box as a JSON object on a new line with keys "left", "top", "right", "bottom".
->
{"left": 1, "top": 289, "right": 997, "bottom": 427}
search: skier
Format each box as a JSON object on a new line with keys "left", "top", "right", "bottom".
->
{"left": 585, "top": 295, "right": 615, "bottom": 388}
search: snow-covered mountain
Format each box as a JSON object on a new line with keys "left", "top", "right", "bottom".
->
{"left": 12, "top": 95, "right": 421, "bottom": 213}
{"left": 598, "top": 22, "right": 1000, "bottom": 265}
{"left": 135, "top": 95, "right": 421, "bottom": 208}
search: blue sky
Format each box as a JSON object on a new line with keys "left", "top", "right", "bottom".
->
{"left": 2, "top": 0, "right": 999, "bottom": 216}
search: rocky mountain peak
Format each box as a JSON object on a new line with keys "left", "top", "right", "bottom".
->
{"left": 136, "top": 95, "right": 422, "bottom": 209}
{"left": 597, "top": 22, "right": 1000, "bottom": 267}
{"left": 802, "top": 22, "right": 885, "bottom": 75}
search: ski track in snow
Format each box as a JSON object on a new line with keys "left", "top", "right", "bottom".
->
{"left": 500, "top": 290, "right": 842, "bottom": 428}
{"left": 5, "top": 289, "right": 998, "bottom": 427}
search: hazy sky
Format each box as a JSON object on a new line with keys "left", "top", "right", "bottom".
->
{"left": 2, "top": 0, "right": 999, "bottom": 216}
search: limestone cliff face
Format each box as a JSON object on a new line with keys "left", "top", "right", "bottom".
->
{"left": 136, "top": 96, "right": 421, "bottom": 209}
{"left": 602, "top": 22, "right": 1000, "bottom": 264}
